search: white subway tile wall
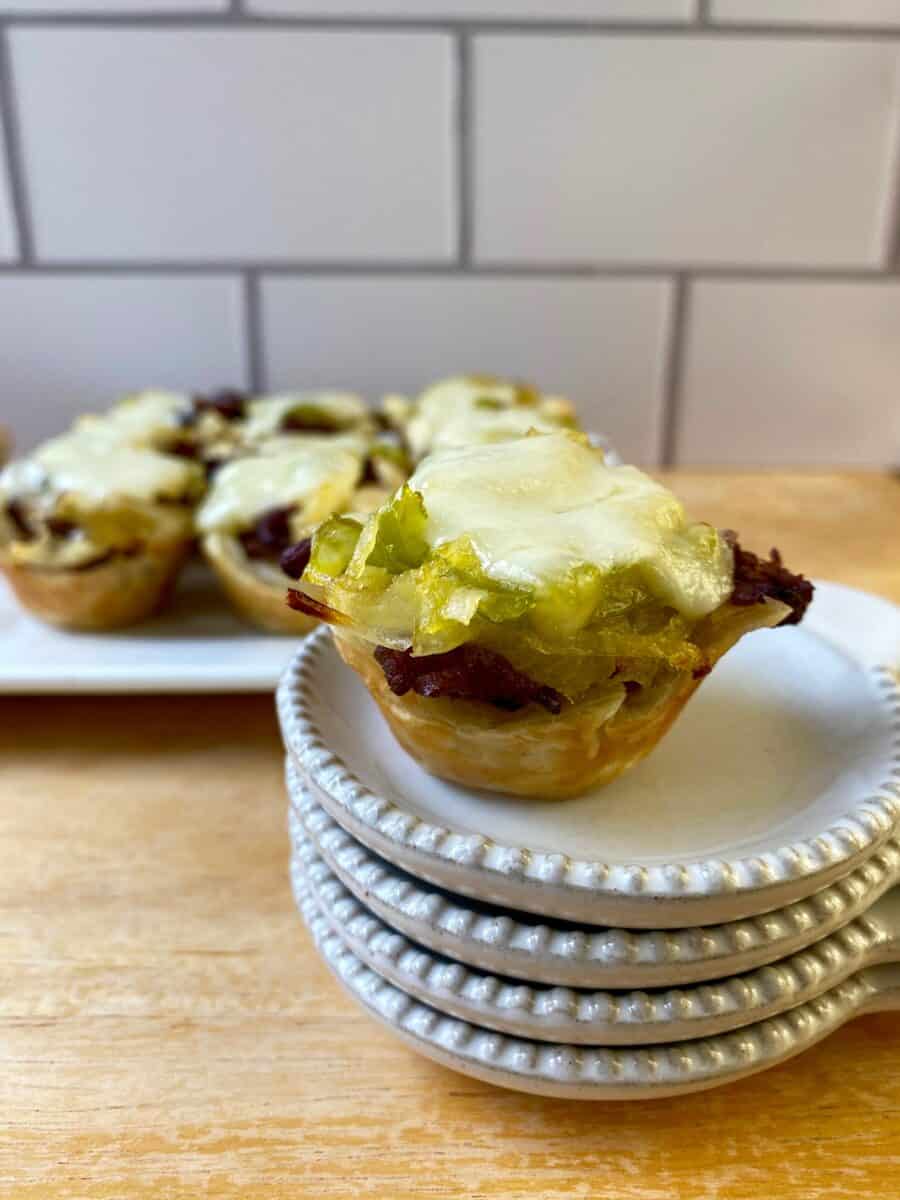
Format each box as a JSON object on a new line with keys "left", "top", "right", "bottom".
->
{"left": 474, "top": 36, "right": 900, "bottom": 267}
{"left": 0, "top": 276, "right": 247, "bottom": 446}
{"left": 0, "top": 5, "right": 898, "bottom": 468}
{"left": 261, "top": 276, "right": 672, "bottom": 463}
{"left": 10, "top": 30, "right": 455, "bottom": 261}
{"left": 711, "top": 2, "right": 900, "bottom": 28}
{"left": 679, "top": 281, "right": 900, "bottom": 467}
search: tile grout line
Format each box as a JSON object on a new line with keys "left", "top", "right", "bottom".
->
{"left": 0, "top": 27, "right": 34, "bottom": 263}
{"left": 243, "top": 268, "right": 264, "bottom": 392}
{"left": 1, "top": 261, "right": 900, "bottom": 280}
{"left": 658, "top": 274, "right": 690, "bottom": 468}
{"left": 695, "top": 0, "right": 712, "bottom": 25}
{"left": 455, "top": 30, "right": 472, "bottom": 267}
{"left": 0, "top": 14, "right": 899, "bottom": 38}
{"left": 878, "top": 60, "right": 900, "bottom": 269}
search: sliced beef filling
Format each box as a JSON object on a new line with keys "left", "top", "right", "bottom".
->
{"left": 5, "top": 499, "right": 35, "bottom": 541}
{"left": 6, "top": 502, "right": 75, "bottom": 543}
{"left": 727, "top": 533, "right": 813, "bottom": 626}
{"left": 280, "top": 537, "right": 312, "bottom": 580}
{"left": 374, "top": 644, "right": 564, "bottom": 715}
{"left": 359, "top": 456, "right": 380, "bottom": 485}
{"left": 167, "top": 438, "right": 201, "bottom": 461}
{"left": 185, "top": 389, "right": 249, "bottom": 424}
{"left": 238, "top": 505, "right": 297, "bottom": 562}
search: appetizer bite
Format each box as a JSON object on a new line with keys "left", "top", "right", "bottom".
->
{"left": 76, "top": 387, "right": 251, "bottom": 473}
{"left": 383, "top": 375, "right": 578, "bottom": 463}
{"left": 0, "top": 428, "right": 204, "bottom": 630}
{"left": 285, "top": 431, "right": 812, "bottom": 799}
{"left": 196, "top": 439, "right": 368, "bottom": 634}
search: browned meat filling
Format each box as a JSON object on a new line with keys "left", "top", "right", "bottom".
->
{"left": 187, "top": 389, "right": 248, "bottom": 423}
{"left": 5, "top": 499, "right": 34, "bottom": 541}
{"left": 727, "top": 534, "right": 813, "bottom": 625}
{"left": 280, "top": 536, "right": 312, "bottom": 580}
{"left": 374, "top": 644, "right": 564, "bottom": 714}
{"left": 238, "top": 505, "right": 297, "bottom": 561}
{"left": 359, "top": 456, "right": 380, "bottom": 485}
{"left": 167, "top": 438, "right": 201, "bottom": 461}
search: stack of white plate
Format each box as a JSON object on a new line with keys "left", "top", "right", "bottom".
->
{"left": 278, "top": 581, "right": 900, "bottom": 1100}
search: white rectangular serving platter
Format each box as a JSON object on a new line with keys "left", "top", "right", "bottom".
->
{"left": 0, "top": 561, "right": 299, "bottom": 693}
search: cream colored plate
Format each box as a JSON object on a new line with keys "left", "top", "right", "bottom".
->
{"left": 0, "top": 562, "right": 298, "bottom": 693}
{"left": 296, "top": 882, "right": 900, "bottom": 1100}
{"left": 289, "top": 773, "right": 900, "bottom": 988}
{"left": 278, "top": 582, "right": 900, "bottom": 927}
{"left": 294, "top": 831, "right": 900, "bottom": 1046}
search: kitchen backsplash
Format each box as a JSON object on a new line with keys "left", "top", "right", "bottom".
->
{"left": 1, "top": 1, "right": 899, "bottom": 466}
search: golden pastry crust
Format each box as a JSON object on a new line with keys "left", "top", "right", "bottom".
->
{"left": 333, "top": 597, "right": 788, "bottom": 800}
{"left": 202, "top": 531, "right": 317, "bottom": 636}
{"left": 1, "top": 538, "right": 190, "bottom": 631}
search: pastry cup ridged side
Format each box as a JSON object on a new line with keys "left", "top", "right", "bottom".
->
{"left": 1, "top": 538, "right": 191, "bottom": 631}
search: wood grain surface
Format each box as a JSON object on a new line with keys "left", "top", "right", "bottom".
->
{"left": 2, "top": 472, "right": 899, "bottom": 1200}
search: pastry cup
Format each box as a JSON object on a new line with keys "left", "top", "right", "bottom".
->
{"left": 1, "top": 537, "right": 190, "bottom": 632}
{"left": 202, "top": 532, "right": 316, "bottom": 636}
{"left": 332, "top": 598, "right": 789, "bottom": 800}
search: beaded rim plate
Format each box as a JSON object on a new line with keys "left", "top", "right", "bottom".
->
{"left": 293, "top": 828, "right": 900, "bottom": 1046}
{"left": 288, "top": 771, "right": 900, "bottom": 988}
{"left": 278, "top": 582, "right": 900, "bottom": 927}
{"left": 296, "top": 878, "right": 900, "bottom": 1100}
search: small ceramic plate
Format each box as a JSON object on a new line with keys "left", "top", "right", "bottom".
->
{"left": 296, "top": 880, "right": 900, "bottom": 1100}
{"left": 289, "top": 775, "right": 900, "bottom": 988}
{"left": 294, "top": 829, "right": 900, "bottom": 1045}
{"left": 278, "top": 582, "right": 900, "bottom": 927}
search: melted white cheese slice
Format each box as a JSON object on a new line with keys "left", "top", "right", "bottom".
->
{"left": 242, "top": 392, "right": 368, "bottom": 442}
{"left": 196, "top": 444, "right": 362, "bottom": 533}
{"left": 75, "top": 390, "right": 190, "bottom": 446}
{"left": 408, "top": 432, "right": 733, "bottom": 620}
{"left": 1, "top": 429, "right": 201, "bottom": 505}
{"left": 405, "top": 376, "right": 573, "bottom": 460}
{"left": 252, "top": 431, "right": 371, "bottom": 460}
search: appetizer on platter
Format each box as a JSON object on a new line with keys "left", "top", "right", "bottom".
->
{"left": 239, "top": 392, "right": 375, "bottom": 447}
{"left": 383, "top": 375, "right": 579, "bottom": 463}
{"left": 285, "top": 431, "right": 813, "bottom": 799}
{"left": 76, "top": 388, "right": 252, "bottom": 473}
{"left": 0, "top": 427, "right": 204, "bottom": 630}
{"left": 196, "top": 439, "right": 369, "bottom": 634}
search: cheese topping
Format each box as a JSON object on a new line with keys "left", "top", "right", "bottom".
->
{"left": 1, "top": 429, "right": 202, "bottom": 506}
{"left": 75, "top": 390, "right": 190, "bottom": 447}
{"left": 404, "top": 376, "right": 575, "bottom": 461}
{"left": 196, "top": 444, "right": 362, "bottom": 534}
{"left": 242, "top": 392, "right": 369, "bottom": 442}
{"left": 408, "top": 433, "right": 733, "bottom": 620}
{"left": 252, "top": 431, "right": 371, "bottom": 460}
